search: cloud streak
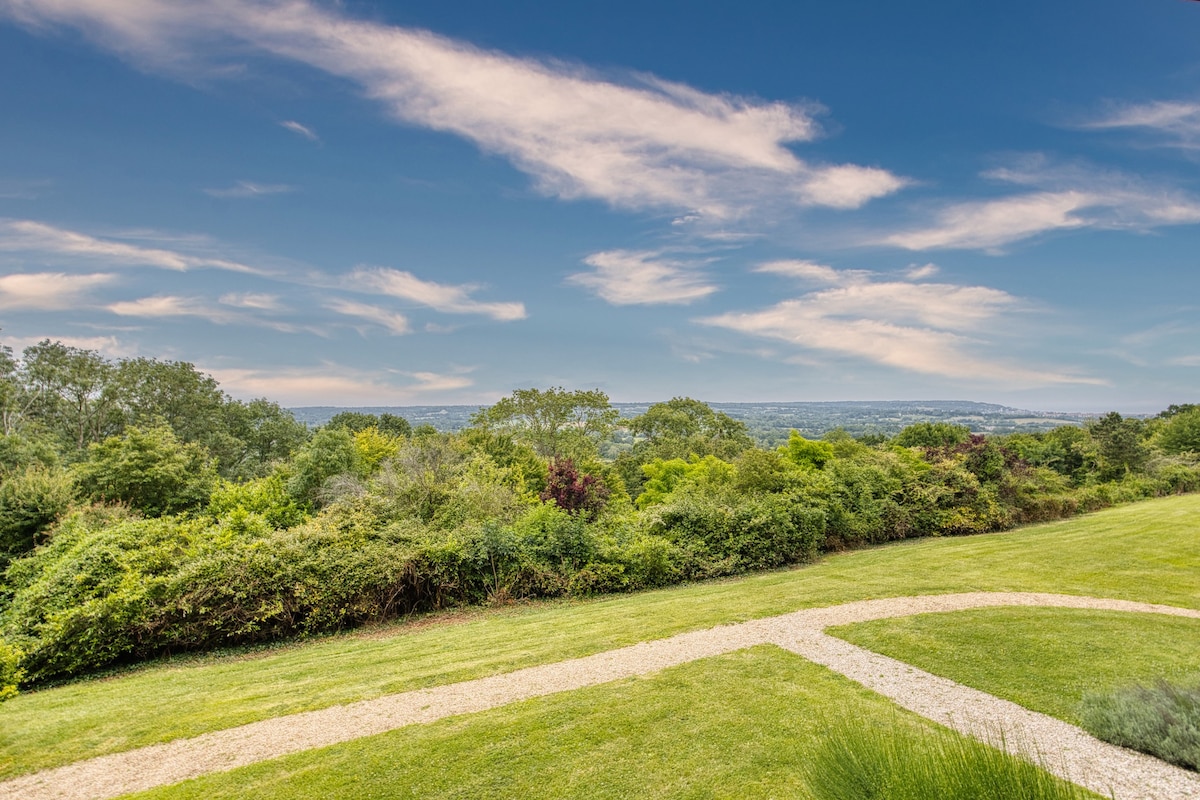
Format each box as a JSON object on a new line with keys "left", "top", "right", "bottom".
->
{"left": 0, "top": 218, "right": 269, "bottom": 274}
{"left": 326, "top": 298, "right": 412, "bottom": 335}
{"left": 568, "top": 250, "right": 718, "bottom": 305}
{"left": 1084, "top": 100, "right": 1200, "bottom": 149}
{"left": 0, "top": 271, "right": 116, "bottom": 310}
{"left": 701, "top": 263, "right": 1099, "bottom": 386}
{"left": 0, "top": 0, "right": 906, "bottom": 220}
{"left": 882, "top": 160, "right": 1200, "bottom": 251}
{"left": 347, "top": 267, "right": 526, "bottom": 321}
{"left": 207, "top": 364, "right": 474, "bottom": 405}
{"left": 204, "top": 181, "right": 295, "bottom": 198}
{"left": 279, "top": 119, "right": 319, "bottom": 141}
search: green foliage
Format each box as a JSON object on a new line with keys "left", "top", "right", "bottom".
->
{"left": 285, "top": 427, "right": 357, "bottom": 507}
{"left": 0, "top": 637, "right": 22, "bottom": 701}
{"left": 0, "top": 430, "right": 60, "bottom": 475}
{"left": 781, "top": 430, "right": 834, "bottom": 469}
{"left": 1088, "top": 412, "right": 1150, "bottom": 480}
{"left": 208, "top": 476, "right": 307, "bottom": 530}
{"left": 19, "top": 339, "right": 118, "bottom": 452}
{"left": 893, "top": 421, "right": 972, "bottom": 449}
{"left": 0, "top": 465, "right": 76, "bottom": 559}
{"left": 1157, "top": 407, "right": 1200, "bottom": 455}
{"left": 74, "top": 425, "right": 217, "bottom": 517}
{"left": 219, "top": 398, "right": 309, "bottom": 480}
{"left": 636, "top": 454, "right": 734, "bottom": 509}
{"left": 326, "top": 411, "right": 411, "bottom": 438}
{"left": 628, "top": 397, "right": 753, "bottom": 459}
{"left": 806, "top": 718, "right": 1091, "bottom": 800}
{"left": 1079, "top": 676, "right": 1200, "bottom": 771}
{"left": 472, "top": 387, "right": 618, "bottom": 461}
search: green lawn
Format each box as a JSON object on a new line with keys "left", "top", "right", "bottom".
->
{"left": 829, "top": 608, "right": 1200, "bottom": 725}
{"left": 2, "top": 493, "right": 1197, "bottom": 780}
{"left": 126, "top": 647, "right": 1103, "bottom": 800}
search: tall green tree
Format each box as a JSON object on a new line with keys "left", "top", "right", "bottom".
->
{"left": 21, "top": 341, "right": 119, "bottom": 451}
{"left": 221, "top": 398, "right": 310, "bottom": 479}
{"left": 1088, "top": 412, "right": 1149, "bottom": 480}
{"left": 627, "top": 397, "right": 752, "bottom": 460}
{"left": 472, "top": 387, "right": 618, "bottom": 461}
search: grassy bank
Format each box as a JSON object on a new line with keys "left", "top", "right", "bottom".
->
{"left": 1, "top": 493, "right": 1197, "bottom": 780}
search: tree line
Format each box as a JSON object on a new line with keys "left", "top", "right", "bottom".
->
{"left": 1, "top": 340, "right": 1198, "bottom": 697}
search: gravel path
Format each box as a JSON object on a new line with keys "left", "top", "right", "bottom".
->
{"left": 3, "top": 592, "right": 1198, "bottom": 800}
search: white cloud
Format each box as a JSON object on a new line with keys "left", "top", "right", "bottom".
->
{"left": 754, "top": 259, "right": 856, "bottom": 285}
{"left": 0, "top": 271, "right": 115, "bottom": 309}
{"left": 701, "top": 264, "right": 1099, "bottom": 386}
{"left": 0, "top": 218, "right": 268, "bottom": 274}
{"left": 0, "top": 333, "right": 141, "bottom": 359}
{"left": 1085, "top": 100, "right": 1200, "bottom": 149}
{"left": 568, "top": 250, "right": 718, "bottom": 305}
{"left": 280, "top": 119, "right": 319, "bottom": 141}
{"left": 883, "top": 191, "right": 1095, "bottom": 251}
{"left": 326, "top": 298, "right": 412, "bottom": 335}
{"left": 207, "top": 364, "right": 473, "bottom": 405}
{"left": 904, "top": 263, "right": 939, "bottom": 280}
{"left": 882, "top": 159, "right": 1200, "bottom": 251}
{"left": 0, "top": 0, "right": 906, "bottom": 220}
{"left": 219, "top": 292, "right": 282, "bottom": 310}
{"left": 107, "top": 295, "right": 223, "bottom": 319}
{"left": 204, "top": 181, "right": 295, "bottom": 198}
{"left": 347, "top": 267, "right": 526, "bottom": 321}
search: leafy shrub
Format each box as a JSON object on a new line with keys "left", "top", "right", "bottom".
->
{"left": 0, "top": 465, "right": 76, "bottom": 559}
{"left": 74, "top": 425, "right": 216, "bottom": 517}
{"left": 1079, "top": 676, "right": 1200, "bottom": 771}
{"left": 0, "top": 511, "right": 198, "bottom": 682}
{"left": 285, "top": 427, "right": 358, "bottom": 507}
{"left": 781, "top": 431, "right": 834, "bottom": 469}
{"left": 806, "top": 718, "right": 1091, "bottom": 800}
{"left": 893, "top": 422, "right": 972, "bottom": 449}
{"left": 0, "top": 637, "right": 23, "bottom": 701}
{"left": 540, "top": 458, "right": 609, "bottom": 519}
{"left": 208, "top": 475, "right": 307, "bottom": 529}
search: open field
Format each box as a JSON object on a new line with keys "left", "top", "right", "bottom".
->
{"left": 1, "top": 493, "right": 1197, "bottom": 792}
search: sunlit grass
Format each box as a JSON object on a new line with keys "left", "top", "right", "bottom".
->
{"left": 126, "top": 647, "right": 1102, "bottom": 800}
{"left": 2, "top": 493, "right": 1197, "bottom": 780}
{"left": 829, "top": 609, "right": 1200, "bottom": 725}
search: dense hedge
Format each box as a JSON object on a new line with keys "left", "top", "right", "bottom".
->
{"left": 2, "top": 387, "right": 1199, "bottom": 690}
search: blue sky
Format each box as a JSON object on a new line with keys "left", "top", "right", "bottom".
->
{"left": 1, "top": 0, "right": 1198, "bottom": 412}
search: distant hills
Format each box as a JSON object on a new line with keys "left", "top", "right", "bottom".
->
{"left": 290, "top": 400, "right": 1097, "bottom": 446}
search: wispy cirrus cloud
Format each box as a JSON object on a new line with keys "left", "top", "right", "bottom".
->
{"left": 0, "top": 218, "right": 270, "bottom": 274}
{"left": 206, "top": 364, "right": 473, "bottom": 405}
{"left": 279, "top": 119, "right": 319, "bottom": 142}
{"left": 701, "top": 262, "right": 1100, "bottom": 386}
{"left": 0, "top": 0, "right": 905, "bottom": 221}
{"left": 107, "top": 294, "right": 320, "bottom": 335}
{"left": 347, "top": 267, "right": 526, "bottom": 321}
{"left": 1084, "top": 100, "right": 1200, "bottom": 149}
{"left": 568, "top": 250, "right": 718, "bottom": 305}
{"left": 219, "top": 292, "right": 283, "bottom": 311}
{"left": 881, "top": 159, "right": 1200, "bottom": 251}
{"left": 326, "top": 298, "right": 412, "bottom": 335}
{"left": 204, "top": 180, "right": 295, "bottom": 198}
{"left": 0, "top": 271, "right": 116, "bottom": 310}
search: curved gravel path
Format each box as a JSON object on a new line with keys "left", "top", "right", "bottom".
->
{"left": 3, "top": 592, "right": 1199, "bottom": 800}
